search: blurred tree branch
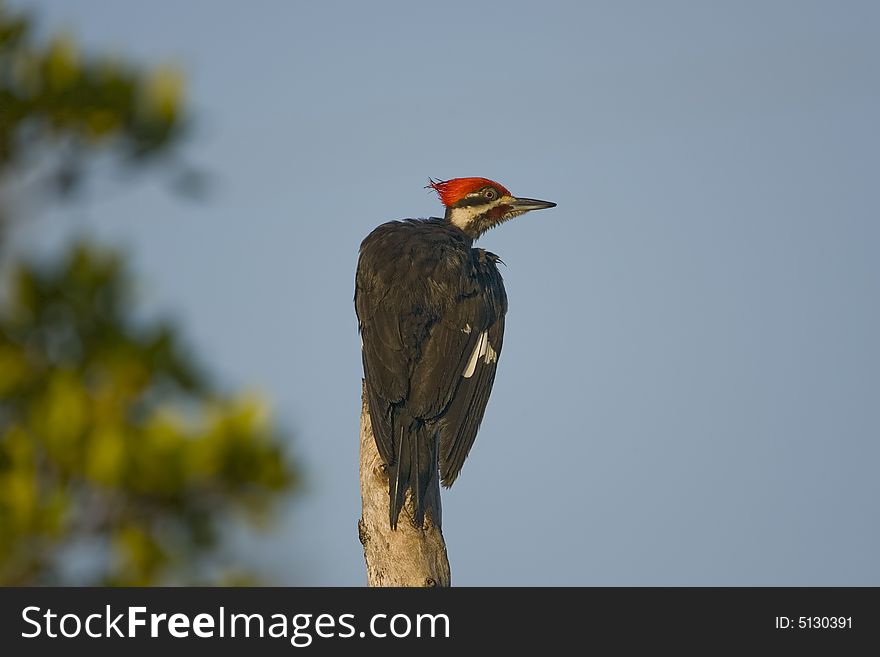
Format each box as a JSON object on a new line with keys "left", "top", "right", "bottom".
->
{"left": 0, "top": 1, "right": 298, "bottom": 585}
{"left": 0, "top": 1, "right": 207, "bottom": 240}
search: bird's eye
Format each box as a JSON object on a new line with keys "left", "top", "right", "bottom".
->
{"left": 484, "top": 188, "right": 498, "bottom": 200}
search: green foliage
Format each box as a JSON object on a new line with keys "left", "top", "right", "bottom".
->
{"left": 0, "top": 243, "right": 295, "bottom": 585}
{"left": 0, "top": 1, "right": 182, "bottom": 159}
{"left": 0, "top": 4, "right": 298, "bottom": 585}
{"left": 0, "top": 1, "right": 203, "bottom": 206}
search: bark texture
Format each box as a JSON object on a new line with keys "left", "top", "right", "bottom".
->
{"left": 358, "top": 381, "right": 450, "bottom": 587}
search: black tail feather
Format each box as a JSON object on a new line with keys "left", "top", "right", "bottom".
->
{"left": 388, "top": 414, "right": 440, "bottom": 529}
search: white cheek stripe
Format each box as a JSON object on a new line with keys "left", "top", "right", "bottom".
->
{"left": 463, "top": 331, "right": 495, "bottom": 378}
{"left": 448, "top": 196, "right": 509, "bottom": 231}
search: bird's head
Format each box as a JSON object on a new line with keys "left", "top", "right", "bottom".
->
{"left": 428, "top": 177, "right": 556, "bottom": 239}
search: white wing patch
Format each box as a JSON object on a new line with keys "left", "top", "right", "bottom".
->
{"left": 462, "top": 323, "right": 472, "bottom": 334}
{"left": 463, "top": 331, "right": 495, "bottom": 378}
{"left": 484, "top": 341, "right": 497, "bottom": 364}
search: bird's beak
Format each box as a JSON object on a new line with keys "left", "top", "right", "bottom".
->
{"left": 510, "top": 197, "right": 557, "bottom": 212}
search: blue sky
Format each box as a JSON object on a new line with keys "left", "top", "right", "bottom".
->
{"left": 18, "top": 0, "right": 880, "bottom": 585}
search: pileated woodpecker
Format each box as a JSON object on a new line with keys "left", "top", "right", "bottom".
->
{"left": 355, "top": 177, "right": 556, "bottom": 529}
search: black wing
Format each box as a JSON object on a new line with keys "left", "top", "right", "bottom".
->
{"left": 355, "top": 221, "right": 506, "bottom": 523}
{"left": 437, "top": 251, "right": 507, "bottom": 486}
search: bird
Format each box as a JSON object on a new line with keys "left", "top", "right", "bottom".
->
{"left": 355, "top": 177, "right": 556, "bottom": 529}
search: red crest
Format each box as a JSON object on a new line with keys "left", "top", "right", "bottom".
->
{"left": 427, "top": 177, "right": 510, "bottom": 207}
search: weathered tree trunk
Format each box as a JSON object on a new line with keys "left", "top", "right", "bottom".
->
{"left": 358, "top": 381, "right": 451, "bottom": 587}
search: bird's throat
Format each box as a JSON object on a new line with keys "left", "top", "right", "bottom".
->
{"left": 446, "top": 204, "right": 510, "bottom": 240}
